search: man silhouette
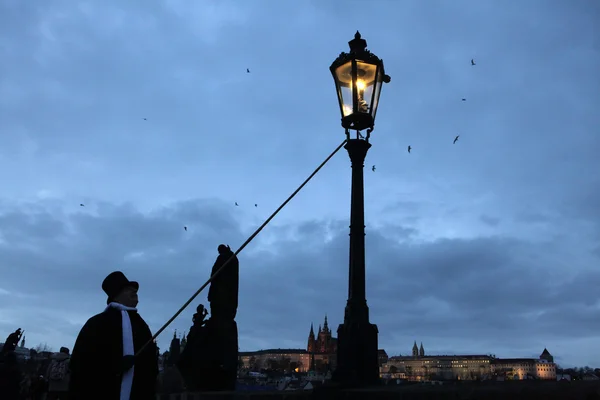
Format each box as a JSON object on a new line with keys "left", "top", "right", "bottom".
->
{"left": 69, "top": 271, "right": 158, "bottom": 400}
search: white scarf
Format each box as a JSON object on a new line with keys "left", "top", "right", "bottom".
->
{"left": 105, "top": 302, "right": 137, "bottom": 400}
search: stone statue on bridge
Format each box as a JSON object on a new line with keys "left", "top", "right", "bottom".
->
{"left": 1, "top": 328, "right": 23, "bottom": 355}
{"left": 177, "top": 244, "right": 239, "bottom": 392}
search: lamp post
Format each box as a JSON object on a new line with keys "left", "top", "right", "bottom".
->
{"left": 329, "top": 31, "right": 391, "bottom": 386}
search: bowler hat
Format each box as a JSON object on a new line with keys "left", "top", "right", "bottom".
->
{"left": 102, "top": 271, "right": 139, "bottom": 303}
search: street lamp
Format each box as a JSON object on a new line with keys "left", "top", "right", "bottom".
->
{"left": 330, "top": 31, "right": 391, "bottom": 386}
{"left": 331, "top": 31, "right": 391, "bottom": 139}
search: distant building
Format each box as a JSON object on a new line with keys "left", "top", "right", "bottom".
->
{"left": 540, "top": 347, "right": 554, "bottom": 363}
{"left": 307, "top": 316, "right": 337, "bottom": 354}
{"left": 164, "top": 330, "right": 187, "bottom": 367}
{"left": 378, "top": 349, "right": 389, "bottom": 366}
{"left": 239, "top": 315, "right": 335, "bottom": 373}
{"left": 239, "top": 349, "right": 312, "bottom": 373}
{"left": 238, "top": 315, "right": 387, "bottom": 374}
{"left": 381, "top": 342, "right": 557, "bottom": 381}
{"left": 383, "top": 342, "right": 493, "bottom": 381}
{"left": 491, "top": 349, "right": 557, "bottom": 380}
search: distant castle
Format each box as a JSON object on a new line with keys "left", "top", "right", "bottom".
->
{"left": 164, "top": 330, "right": 187, "bottom": 366}
{"left": 307, "top": 315, "right": 337, "bottom": 354}
{"left": 237, "top": 315, "right": 340, "bottom": 373}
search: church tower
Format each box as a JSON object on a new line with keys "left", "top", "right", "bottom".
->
{"left": 318, "top": 315, "right": 332, "bottom": 353}
{"left": 168, "top": 330, "right": 181, "bottom": 366}
{"left": 307, "top": 323, "right": 316, "bottom": 353}
{"left": 181, "top": 332, "right": 187, "bottom": 351}
{"left": 419, "top": 342, "right": 425, "bottom": 357}
{"left": 412, "top": 341, "right": 418, "bottom": 357}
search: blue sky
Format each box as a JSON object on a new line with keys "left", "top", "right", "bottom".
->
{"left": 1, "top": 0, "right": 599, "bottom": 367}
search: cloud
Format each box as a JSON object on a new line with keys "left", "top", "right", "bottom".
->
{"left": 0, "top": 196, "right": 599, "bottom": 367}
{"left": 479, "top": 215, "right": 500, "bottom": 227}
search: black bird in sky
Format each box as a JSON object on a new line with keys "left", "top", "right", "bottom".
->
{"left": 408, "top": 146, "right": 412, "bottom": 153}
{"left": 143, "top": 118, "right": 147, "bottom": 120}
{"left": 254, "top": 204, "right": 257, "bottom": 207}
{"left": 246, "top": 68, "right": 250, "bottom": 73}
{"left": 454, "top": 135, "right": 460, "bottom": 144}
{"left": 372, "top": 165, "right": 376, "bottom": 172}
{"left": 235, "top": 202, "right": 239, "bottom": 206}
{"left": 184, "top": 226, "right": 187, "bottom": 231}
{"left": 80, "top": 204, "right": 84, "bottom": 207}
{"left": 461, "top": 98, "right": 466, "bottom": 101}
{"left": 471, "top": 59, "right": 476, "bottom": 66}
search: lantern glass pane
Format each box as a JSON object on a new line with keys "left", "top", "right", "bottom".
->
{"left": 370, "top": 66, "right": 383, "bottom": 120}
{"left": 334, "top": 62, "right": 354, "bottom": 117}
{"left": 354, "top": 60, "right": 377, "bottom": 116}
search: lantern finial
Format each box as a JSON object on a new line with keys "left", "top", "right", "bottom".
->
{"left": 349, "top": 31, "right": 367, "bottom": 53}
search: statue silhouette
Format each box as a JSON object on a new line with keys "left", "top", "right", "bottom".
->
{"left": 177, "top": 245, "right": 239, "bottom": 392}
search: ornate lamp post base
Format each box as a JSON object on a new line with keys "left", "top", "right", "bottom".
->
{"left": 334, "top": 321, "right": 380, "bottom": 386}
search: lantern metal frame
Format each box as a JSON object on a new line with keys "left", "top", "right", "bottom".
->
{"left": 330, "top": 31, "right": 391, "bottom": 141}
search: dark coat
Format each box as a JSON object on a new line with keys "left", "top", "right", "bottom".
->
{"left": 0, "top": 352, "right": 21, "bottom": 400}
{"left": 68, "top": 307, "right": 158, "bottom": 400}
{"left": 207, "top": 250, "right": 239, "bottom": 320}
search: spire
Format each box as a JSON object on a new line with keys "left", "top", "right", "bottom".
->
{"left": 181, "top": 332, "right": 187, "bottom": 350}
{"left": 412, "top": 341, "right": 418, "bottom": 357}
{"left": 323, "top": 314, "right": 328, "bottom": 331}
{"left": 419, "top": 342, "right": 425, "bottom": 357}
{"left": 173, "top": 329, "right": 177, "bottom": 339}
{"left": 318, "top": 324, "right": 322, "bottom": 334}
{"left": 20, "top": 336, "right": 25, "bottom": 348}
{"left": 309, "top": 323, "right": 315, "bottom": 337}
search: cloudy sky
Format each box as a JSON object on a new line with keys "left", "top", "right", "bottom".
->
{"left": 1, "top": 0, "right": 599, "bottom": 368}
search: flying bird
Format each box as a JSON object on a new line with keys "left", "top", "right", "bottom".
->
{"left": 408, "top": 146, "right": 412, "bottom": 153}
{"left": 143, "top": 118, "right": 147, "bottom": 121}
{"left": 235, "top": 202, "right": 239, "bottom": 206}
{"left": 80, "top": 204, "right": 84, "bottom": 207}
{"left": 371, "top": 165, "right": 376, "bottom": 172}
{"left": 461, "top": 98, "right": 466, "bottom": 101}
{"left": 184, "top": 226, "right": 187, "bottom": 231}
{"left": 246, "top": 68, "right": 250, "bottom": 73}
{"left": 471, "top": 59, "right": 476, "bottom": 66}
{"left": 454, "top": 135, "right": 460, "bottom": 144}
{"left": 254, "top": 204, "right": 257, "bottom": 207}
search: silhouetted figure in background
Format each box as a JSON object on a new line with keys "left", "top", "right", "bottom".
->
{"left": 0, "top": 329, "right": 23, "bottom": 400}
{"left": 177, "top": 304, "right": 210, "bottom": 390}
{"left": 46, "top": 346, "right": 70, "bottom": 400}
{"left": 178, "top": 245, "right": 239, "bottom": 392}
